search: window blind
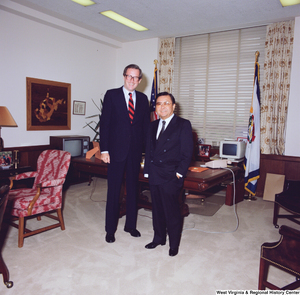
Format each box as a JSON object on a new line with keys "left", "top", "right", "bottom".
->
{"left": 173, "top": 26, "right": 266, "bottom": 144}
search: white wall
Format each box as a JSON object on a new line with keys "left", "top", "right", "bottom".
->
{"left": 0, "top": 2, "right": 159, "bottom": 148}
{"left": 285, "top": 16, "right": 300, "bottom": 157}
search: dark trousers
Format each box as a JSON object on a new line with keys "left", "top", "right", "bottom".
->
{"left": 149, "top": 177, "right": 183, "bottom": 249}
{"left": 105, "top": 153, "right": 140, "bottom": 234}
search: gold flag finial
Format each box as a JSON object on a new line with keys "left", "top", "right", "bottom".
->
{"left": 255, "top": 51, "right": 259, "bottom": 62}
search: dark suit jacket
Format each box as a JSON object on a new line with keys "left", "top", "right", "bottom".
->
{"left": 144, "top": 115, "right": 193, "bottom": 185}
{"left": 100, "top": 87, "right": 150, "bottom": 163}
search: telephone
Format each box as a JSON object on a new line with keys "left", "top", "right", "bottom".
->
{"left": 205, "top": 159, "right": 228, "bottom": 169}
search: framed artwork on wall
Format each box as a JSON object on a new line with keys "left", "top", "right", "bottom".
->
{"left": 26, "top": 77, "right": 71, "bottom": 130}
{"left": 73, "top": 100, "right": 86, "bottom": 115}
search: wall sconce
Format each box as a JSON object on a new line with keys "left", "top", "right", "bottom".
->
{"left": 0, "top": 106, "right": 18, "bottom": 151}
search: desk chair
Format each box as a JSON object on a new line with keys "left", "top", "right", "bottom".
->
{"left": 0, "top": 185, "right": 13, "bottom": 288}
{"left": 8, "top": 150, "right": 71, "bottom": 247}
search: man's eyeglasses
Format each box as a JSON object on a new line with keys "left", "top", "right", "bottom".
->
{"left": 125, "top": 75, "right": 140, "bottom": 82}
{"left": 156, "top": 101, "right": 172, "bottom": 106}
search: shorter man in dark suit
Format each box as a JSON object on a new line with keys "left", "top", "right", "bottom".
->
{"left": 144, "top": 92, "right": 193, "bottom": 257}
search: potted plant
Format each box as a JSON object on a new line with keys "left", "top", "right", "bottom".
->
{"left": 83, "top": 98, "right": 103, "bottom": 142}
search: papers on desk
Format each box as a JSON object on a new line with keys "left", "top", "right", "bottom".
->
{"left": 188, "top": 167, "right": 209, "bottom": 173}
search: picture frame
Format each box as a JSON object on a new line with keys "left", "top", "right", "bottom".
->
{"left": 26, "top": 77, "right": 71, "bottom": 130}
{"left": 73, "top": 100, "right": 86, "bottom": 115}
{"left": 0, "top": 151, "right": 13, "bottom": 168}
{"left": 198, "top": 144, "right": 211, "bottom": 161}
{"left": 237, "top": 137, "right": 247, "bottom": 144}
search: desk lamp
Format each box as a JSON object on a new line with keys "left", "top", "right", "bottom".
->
{"left": 0, "top": 107, "right": 18, "bottom": 152}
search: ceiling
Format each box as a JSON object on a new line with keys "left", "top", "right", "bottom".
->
{"left": 9, "top": 0, "right": 300, "bottom": 42}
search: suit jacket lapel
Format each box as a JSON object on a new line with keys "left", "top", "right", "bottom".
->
{"left": 118, "top": 87, "right": 131, "bottom": 123}
{"left": 151, "top": 120, "right": 159, "bottom": 149}
{"left": 155, "top": 115, "right": 178, "bottom": 150}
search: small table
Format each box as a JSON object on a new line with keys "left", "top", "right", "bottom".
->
{"left": 0, "top": 166, "right": 32, "bottom": 178}
{"left": 0, "top": 166, "right": 32, "bottom": 187}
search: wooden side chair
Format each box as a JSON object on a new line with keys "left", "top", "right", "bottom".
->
{"left": 273, "top": 179, "right": 300, "bottom": 228}
{"left": 258, "top": 225, "right": 300, "bottom": 290}
{"left": 0, "top": 185, "right": 13, "bottom": 288}
{"left": 8, "top": 150, "right": 71, "bottom": 247}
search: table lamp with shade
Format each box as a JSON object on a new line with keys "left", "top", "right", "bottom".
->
{"left": 0, "top": 106, "right": 18, "bottom": 152}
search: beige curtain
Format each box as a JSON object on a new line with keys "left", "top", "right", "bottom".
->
{"left": 158, "top": 38, "right": 175, "bottom": 93}
{"left": 261, "top": 20, "right": 294, "bottom": 155}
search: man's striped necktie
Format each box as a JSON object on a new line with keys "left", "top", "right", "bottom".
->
{"left": 128, "top": 92, "right": 134, "bottom": 124}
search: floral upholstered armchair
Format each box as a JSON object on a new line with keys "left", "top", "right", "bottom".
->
{"left": 8, "top": 150, "right": 71, "bottom": 247}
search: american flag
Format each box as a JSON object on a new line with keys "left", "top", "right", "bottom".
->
{"left": 150, "top": 65, "right": 158, "bottom": 121}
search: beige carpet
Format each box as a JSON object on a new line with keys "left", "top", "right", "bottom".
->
{"left": 185, "top": 188, "right": 226, "bottom": 216}
{"left": 0, "top": 177, "right": 297, "bottom": 294}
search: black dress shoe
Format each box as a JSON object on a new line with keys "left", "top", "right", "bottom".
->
{"left": 145, "top": 241, "right": 166, "bottom": 249}
{"left": 105, "top": 233, "right": 115, "bottom": 243}
{"left": 124, "top": 228, "right": 141, "bottom": 237}
{"left": 169, "top": 248, "right": 179, "bottom": 257}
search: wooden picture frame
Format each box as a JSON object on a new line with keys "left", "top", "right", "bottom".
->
{"left": 73, "top": 100, "right": 86, "bottom": 115}
{"left": 237, "top": 137, "right": 247, "bottom": 144}
{"left": 26, "top": 77, "right": 71, "bottom": 130}
{"left": 198, "top": 144, "right": 211, "bottom": 161}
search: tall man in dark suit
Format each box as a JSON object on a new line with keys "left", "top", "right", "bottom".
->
{"left": 100, "top": 64, "right": 150, "bottom": 243}
{"left": 144, "top": 92, "right": 193, "bottom": 257}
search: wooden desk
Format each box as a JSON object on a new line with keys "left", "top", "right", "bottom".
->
{"left": 71, "top": 157, "right": 107, "bottom": 182}
{"left": 71, "top": 157, "right": 243, "bottom": 216}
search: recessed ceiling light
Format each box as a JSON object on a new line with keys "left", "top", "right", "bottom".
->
{"left": 280, "top": 0, "right": 300, "bottom": 6}
{"left": 100, "top": 10, "right": 148, "bottom": 32}
{"left": 71, "top": 0, "right": 95, "bottom": 7}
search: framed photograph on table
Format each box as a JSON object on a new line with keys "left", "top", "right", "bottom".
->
{"left": 26, "top": 77, "right": 71, "bottom": 130}
{"left": 0, "top": 151, "right": 13, "bottom": 168}
{"left": 198, "top": 144, "right": 211, "bottom": 161}
{"left": 73, "top": 100, "right": 86, "bottom": 115}
{"left": 237, "top": 137, "right": 247, "bottom": 144}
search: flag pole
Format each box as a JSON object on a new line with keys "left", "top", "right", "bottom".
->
{"left": 150, "top": 60, "right": 158, "bottom": 122}
{"left": 154, "top": 59, "right": 158, "bottom": 92}
{"left": 244, "top": 51, "right": 260, "bottom": 201}
{"left": 154, "top": 59, "right": 158, "bottom": 94}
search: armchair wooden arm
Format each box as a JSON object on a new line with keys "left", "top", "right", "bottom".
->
{"left": 26, "top": 178, "right": 66, "bottom": 215}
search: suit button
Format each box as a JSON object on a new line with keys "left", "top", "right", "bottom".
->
{"left": 151, "top": 160, "right": 153, "bottom": 163}
{"left": 164, "top": 149, "right": 166, "bottom": 152}
{"left": 159, "top": 160, "right": 162, "bottom": 163}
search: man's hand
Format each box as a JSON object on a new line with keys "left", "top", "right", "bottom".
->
{"left": 101, "top": 153, "right": 110, "bottom": 163}
{"left": 176, "top": 173, "right": 182, "bottom": 179}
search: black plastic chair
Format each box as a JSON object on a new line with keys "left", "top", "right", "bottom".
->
{"left": 0, "top": 185, "right": 13, "bottom": 288}
{"left": 273, "top": 179, "right": 300, "bottom": 228}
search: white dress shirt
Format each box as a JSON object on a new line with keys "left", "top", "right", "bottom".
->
{"left": 122, "top": 87, "right": 136, "bottom": 109}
